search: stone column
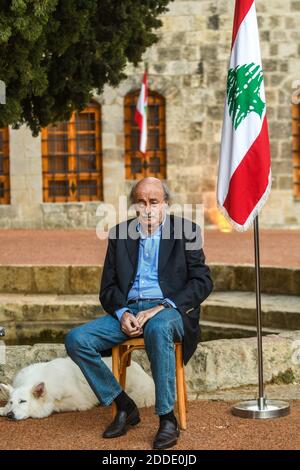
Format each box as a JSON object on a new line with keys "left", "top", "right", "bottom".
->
{"left": 9, "top": 125, "right": 43, "bottom": 228}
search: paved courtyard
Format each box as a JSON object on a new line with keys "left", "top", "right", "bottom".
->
{"left": 0, "top": 228, "right": 299, "bottom": 267}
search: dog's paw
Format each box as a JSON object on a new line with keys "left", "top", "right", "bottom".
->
{"left": 143, "top": 396, "right": 156, "bottom": 408}
{"left": 136, "top": 392, "right": 155, "bottom": 408}
{"left": 129, "top": 389, "right": 155, "bottom": 408}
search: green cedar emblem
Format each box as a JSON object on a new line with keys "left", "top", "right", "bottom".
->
{"left": 227, "top": 63, "right": 265, "bottom": 130}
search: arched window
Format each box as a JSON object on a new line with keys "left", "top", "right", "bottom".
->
{"left": 0, "top": 127, "right": 10, "bottom": 204}
{"left": 124, "top": 90, "right": 167, "bottom": 179}
{"left": 292, "top": 103, "right": 300, "bottom": 198}
{"left": 42, "top": 102, "right": 103, "bottom": 202}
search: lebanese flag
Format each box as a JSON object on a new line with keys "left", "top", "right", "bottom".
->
{"left": 135, "top": 71, "right": 148, "bottom": 154}
{"left": 217, "top": 0, "right": 271, "bottom": 231}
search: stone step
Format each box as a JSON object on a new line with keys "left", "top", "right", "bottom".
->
{"left": 0, "top": 265, "right": 103, "bottom": 295}
{"left": 200, "top": 320, "right": 284, "bottom": 342}
{"left": 0, "top": 291, "right": 299, "bottom": 344}
{"left": 1, "top": 320, "right": 87, "bottom": 345}
{"left": 0, "top": 293, "right": 104, "bottom": 344}
{"left": 202, "top": 291, "right": 300, "bottom": 330}
{"left": 0, "top": 264, "right": 299, "bottom": 295}
{"left": 3, "top": 291, "right": 298, "bottom": 329}
{"left": 0, "top": 293, "right": 102, "bottom": 322}
{"left": 1, "top": 318, "right": 285, "bottom": 345}
{"left": 210, "top": 264, "right": 300, "bottom": 296}
{"left": 3, "top": 332, "right": 300, "bottom": 396}
{"left": 2, "top": 318, "right": 286, "bottom": 346}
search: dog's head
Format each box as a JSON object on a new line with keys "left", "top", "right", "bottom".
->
{"left": 0, "top": 382, "right": 54, "bottom": 420}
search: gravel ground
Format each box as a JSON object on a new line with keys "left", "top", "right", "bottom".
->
{"left": 1, "top": 400, "right": 300, "bottom": 450}
{"left": 0, "top": 228, "right": 299, "bottom": 267}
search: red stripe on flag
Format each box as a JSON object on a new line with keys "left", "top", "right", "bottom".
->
{"left": 231, "top": 0, "right": 254, "bottom": 48}
{"left": 135, "top": 71, "right": 148, "bottom": 128}
{"left": 134, "top": 71, "right": 148, "bottom": 154}
{"left": 134, "top": 109, "right": 143, "bottom": 128}
{"left": 223, "top": 116, "right": 271, "bottom": 226}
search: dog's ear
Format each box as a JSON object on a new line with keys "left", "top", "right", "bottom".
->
{"left": 0, "top": 383, "right": 13, "bottom": 400}
{"left": 32, "top": 382, "right": 46, "bottom": 399}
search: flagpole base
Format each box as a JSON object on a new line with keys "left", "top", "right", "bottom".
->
{"left": 231, "top": 399, "right": 290, "bottom": 419}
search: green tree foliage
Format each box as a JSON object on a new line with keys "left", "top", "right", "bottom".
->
{"left": 0, "top": 0, "right": 171, "bottom": 135}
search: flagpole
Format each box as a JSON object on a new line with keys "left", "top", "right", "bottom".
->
{"left": 135, "top": 67, "right": 148, "bottom": 157}
{"left": 217, "top": 0, "right": 290, "bottom": 419}
{"left": 231, "top": 215, "right": 290, "bottom": 419}
{"left": 253, "top": 215, "right": 265, "bottom": 408}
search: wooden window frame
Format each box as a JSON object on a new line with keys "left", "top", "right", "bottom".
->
{"left": 42, "top": 102, "right": 103, "bottom": 202}
{"left": 0, "top": 127, "right": 10, "bottom": 205}
{"left": 124, "top": 90, "right": 167, "bottom": 180}
{"left": 292, "top": 103, "right": 300, "bottom": 199}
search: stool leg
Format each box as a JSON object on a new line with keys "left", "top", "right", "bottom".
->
{"left": 175, "top": 344, "right": 187, "bottom": 430}
{"left": 112, "top": 346, "right": 120, "bottom": 418}
{"left": 120, "top": 347, "right": 130, "bottom": 390}
{"left": 183, "top": 372, "right": 188, "bottom": 412}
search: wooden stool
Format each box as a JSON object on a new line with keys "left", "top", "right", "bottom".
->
{"left": 111, "top": 338, "right": 187, "bottom": 430}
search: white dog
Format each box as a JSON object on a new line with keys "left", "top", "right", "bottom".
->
{"left": 0, "top": 356, "right": 155, "bottom": 420}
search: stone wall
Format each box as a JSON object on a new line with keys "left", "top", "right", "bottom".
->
{"left": 1, "top": 331, "right": 300, "bottom": 400}
{"left": 0, "top": 0, "right": 299, "bottom": 228}
{"left": 0, "top": 263, "right": 299, "bottom": 295}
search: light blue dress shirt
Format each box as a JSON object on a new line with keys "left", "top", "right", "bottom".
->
{"left": 115, "top": 215, "right": 176, "bottom": 321}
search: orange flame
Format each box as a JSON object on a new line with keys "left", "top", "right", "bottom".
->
{"left": 209, "top": 209, "right": 233, "bottom": 233}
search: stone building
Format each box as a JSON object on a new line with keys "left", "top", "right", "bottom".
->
{"left": 0, "top": 0, "right": 300, "bottom": 229}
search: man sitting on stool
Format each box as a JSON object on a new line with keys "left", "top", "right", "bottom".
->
{"left": 65, "top": 177, "right": 213, "bottom": 449}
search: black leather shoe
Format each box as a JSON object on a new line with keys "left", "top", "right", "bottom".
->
{"left": 102, "top": 406, "right": 140, "bottom": 438}
{"left": 153, "top": 417, "right": 180, "bottom": 449}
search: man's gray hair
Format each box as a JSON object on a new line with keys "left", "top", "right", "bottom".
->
{"left": 129, "top": 181, "right": 171, "bottom": 205}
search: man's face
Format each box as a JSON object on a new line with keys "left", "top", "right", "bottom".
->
{"left": 134, "top": 183, "right": 166, "bottom": 233}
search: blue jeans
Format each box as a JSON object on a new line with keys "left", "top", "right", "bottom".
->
{"left": 65, "top": 300, "right": 184, "bottom": 415}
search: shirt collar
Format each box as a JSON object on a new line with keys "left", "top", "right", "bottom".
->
{"left": 137, "top": 212, "right": 167, "bottom": 239}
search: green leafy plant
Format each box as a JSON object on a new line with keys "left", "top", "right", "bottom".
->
{"left": 227, "top": 63, "right": 265, "bottom": 130}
